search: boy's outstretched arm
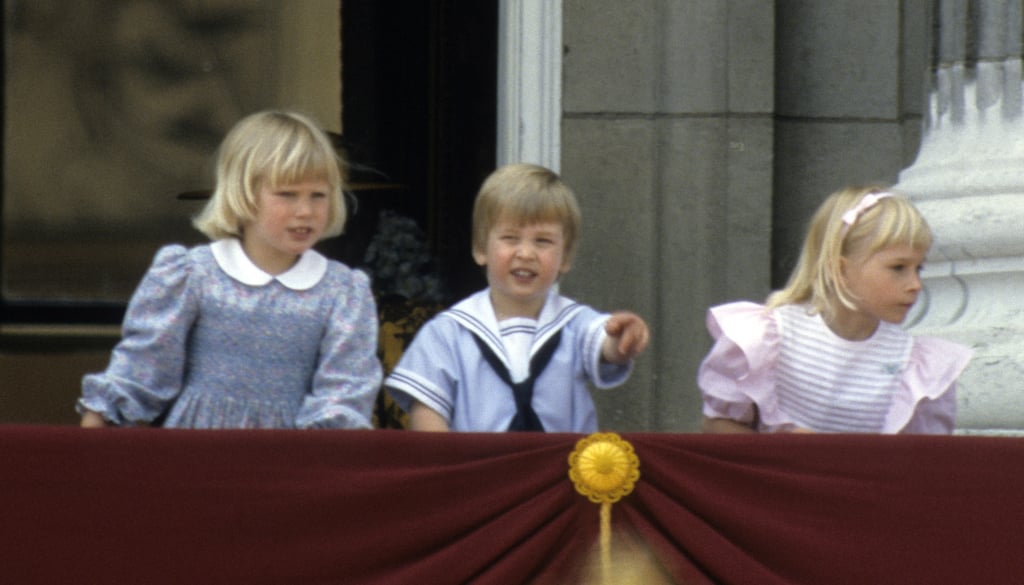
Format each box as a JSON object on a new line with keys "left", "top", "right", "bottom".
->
{"left": 601, "top": 311, "right": 650, "bottom": 364}
{"left": 409, "top": 401, "right": 450, "bottom": 432}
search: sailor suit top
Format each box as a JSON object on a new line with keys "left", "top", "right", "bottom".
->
{"left": 385, "top": 289, "right": 632, "bottom": 432}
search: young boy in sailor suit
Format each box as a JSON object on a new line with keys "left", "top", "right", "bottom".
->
{"left": 385, "top": 163, "right": 650, "bottom": 432}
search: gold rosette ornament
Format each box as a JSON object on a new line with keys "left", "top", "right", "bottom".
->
{"left": 568, "top": 432, "right": 640, "bottom": 584}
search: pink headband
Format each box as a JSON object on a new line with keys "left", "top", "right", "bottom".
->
{"left": 841, "top": 192, "right": 892, "bottom": 233}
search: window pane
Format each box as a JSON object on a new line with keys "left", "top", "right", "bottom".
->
{"left": 3, "top": 0, "right": 340, "bottom": 303}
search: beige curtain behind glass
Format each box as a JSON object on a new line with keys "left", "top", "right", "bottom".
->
{"left": 2, "top": 0, "right": 340, "bottom": 302}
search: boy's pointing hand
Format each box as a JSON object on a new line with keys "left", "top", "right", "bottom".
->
{"left": 602, "top": 311, "right": 650, "bottom": 364}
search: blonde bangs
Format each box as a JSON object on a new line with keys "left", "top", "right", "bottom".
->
{"left": 258, "top": 129, "right": 342, "bottom": 191}
{"left": 844, "top": 196, "right": 932, "bottom": 258}
{"left": 499, "top": 183, "right": 576, "bottom": 227}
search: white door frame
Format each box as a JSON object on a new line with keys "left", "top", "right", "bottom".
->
{"left": 497, "top": 0, "right": 562, "bottom": 171}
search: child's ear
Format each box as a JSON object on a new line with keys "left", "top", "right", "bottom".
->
{"left": 559, "top": 257, "right": 573, "bottom": 274}
{"left": 472, "top": 247, "right": 487, "bottom": 267}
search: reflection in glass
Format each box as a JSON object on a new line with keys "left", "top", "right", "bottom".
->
{"left": 3, "top": 0, "right": 339, "bottom": 303}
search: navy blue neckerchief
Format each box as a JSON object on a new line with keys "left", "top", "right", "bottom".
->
{"left": 470, "top": 330, "right": 563, "bottom": 432}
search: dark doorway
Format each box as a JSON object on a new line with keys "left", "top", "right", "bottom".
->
{"left": 331, "top": 1, "right": 497, "bottom": 305}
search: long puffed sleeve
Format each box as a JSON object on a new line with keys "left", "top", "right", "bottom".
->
{"left": 78, "top": 245, "right": 199, "bottom": 425}
{"left": 295, "top": 268, "right": 382, "bottom": 429}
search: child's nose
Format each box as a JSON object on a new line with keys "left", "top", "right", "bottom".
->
{"left": 908, "top": 272, "right": 922, "bottom": 292}
{"left": 515, "top": 243, "right": 536, "bottom": 258}
{"left": 294, "top": 197, "right": 313, "bottom": 216}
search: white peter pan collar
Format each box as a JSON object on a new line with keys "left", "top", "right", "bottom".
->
{"left": 210, "top": 238, "right": 327, "bottom": 291}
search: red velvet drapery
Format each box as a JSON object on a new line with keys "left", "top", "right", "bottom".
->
{"left": 4, "top": 427, "right": 1023, "bottom": 584}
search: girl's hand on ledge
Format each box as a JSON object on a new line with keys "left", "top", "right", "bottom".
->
{"left": 80, "top": 410, "right": 110, "bottom": 428}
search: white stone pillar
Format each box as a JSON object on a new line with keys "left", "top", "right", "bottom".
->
{"left": 897, "top": 0, "right": 1024, "bottom": 435}
{"left": 496, "top": 0, "right": 562, "bottom": 171}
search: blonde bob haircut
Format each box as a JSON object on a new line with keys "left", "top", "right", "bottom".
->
{"left": 471, "top": 163, "right": 583, "bottom": 263}
{"left": 767, "top": 185, "right": 932, "bottom": 320}
{"left": 193, "top": 110, "right": 347, "bottom": 240}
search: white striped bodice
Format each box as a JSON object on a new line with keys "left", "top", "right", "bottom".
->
{"left": 774, "top": 305, "right": 912, "bottom": 433}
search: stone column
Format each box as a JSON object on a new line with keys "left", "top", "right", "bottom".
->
{"left": 897, "top": 0, "right": 1024, "bottom": 434}
{"left": 561, "top": 0, "right": 775, "bottom": 431}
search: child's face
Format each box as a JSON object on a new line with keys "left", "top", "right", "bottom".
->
{"left": 841, "top": 243, "right": 926, "bottom": 325}
{"left": 473, "top": 216, "right": 571, "bottom": 319}
{"left": 242, "top": 179, "right": 331, "bottom": 274}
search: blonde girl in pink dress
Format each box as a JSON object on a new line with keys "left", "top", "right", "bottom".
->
{"left": 698, "top": 186, "right": 972, "bottom": 434}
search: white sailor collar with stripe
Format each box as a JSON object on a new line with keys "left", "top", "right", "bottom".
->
{"left": 445, "top": 288, "right": 585, "bottom": 370}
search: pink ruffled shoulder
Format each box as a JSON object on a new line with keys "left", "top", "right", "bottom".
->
{"left": 697, "top": 302, "right": 781, "bottom": 424}
{"left": 906, "top": 336, "right": 972, "bottom": 400}
{"left": 705, "top": 302, "right": 779, "bottom": 358}
{"left": 887, "top": 335, "right": 973, "bottom": 433}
